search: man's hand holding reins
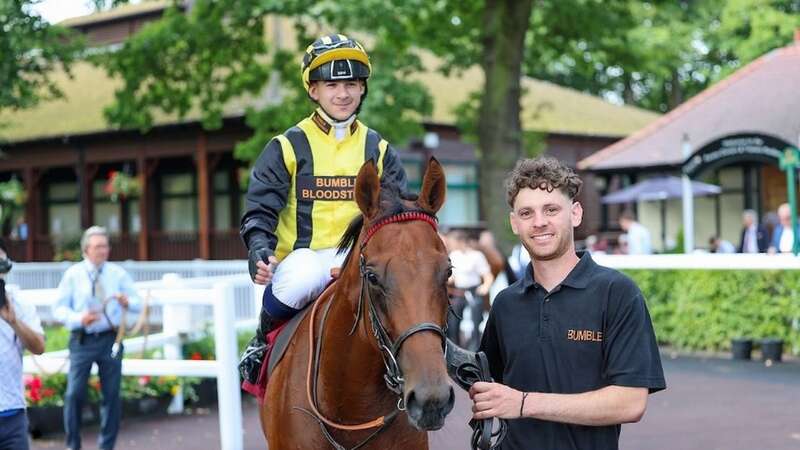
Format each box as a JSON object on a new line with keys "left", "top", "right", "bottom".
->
{"left": 470, "top": 381, "right": 527, "bottom": 420}
{"left": 115, "top": 292, "right": 129, "bottom": 308}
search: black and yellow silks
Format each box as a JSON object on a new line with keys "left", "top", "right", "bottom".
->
{"left": 240, "top": 109, "right": 407, "bottom": 261}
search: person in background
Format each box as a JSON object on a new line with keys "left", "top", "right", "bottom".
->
{"left": 768, "top": 203, "right": 798, "bottom": 254}
{"left": 447, "top": 230, "right": 494, "bottom": 350}
{"left": 709, "top": 235, "right": 736, "bottom": 254}
{"left": 614, "top": 233, "right": 629, "bottom": 255}
{"left": 0, "top": 238, "right": 44, "bottom": 450}
{"left": 54, "top": 226, "right": 141, "bottom": 450}
{"left": 738, "top": 209, "right": 768, "bottom": 253}
{"left": 618, "top": 211, "right": 652, "bottom": 255}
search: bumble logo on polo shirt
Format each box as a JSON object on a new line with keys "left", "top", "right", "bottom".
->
{"left": 297, "top": 175, "right": 356, "bottom": 201}
{"left": 566, "top": 329, "right": 603, "bottom": 342}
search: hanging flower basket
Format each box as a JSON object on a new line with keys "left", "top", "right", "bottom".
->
{"left": 0, "top": 178, "right": 26, "bottom": 207}
{"left": 104, "top": 171, "right": 141, "bottom": 202}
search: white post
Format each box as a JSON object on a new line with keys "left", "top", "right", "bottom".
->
{"left": 213, "top": 281, "right": 243, "bottom": 450}
{"left": 161, "top": 273, "right": 185, "bottom": 414}
{"left": 681, "top": 134, "right": 694, "bottom": 253}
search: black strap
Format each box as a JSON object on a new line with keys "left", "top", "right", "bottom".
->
{"left": 445, "top": 340, "right": 508, "bottom": 450}
{"left": 284, "top": 126, "right": 314, "bottom": 249}
{"left": 364, "top": 129, "right": 381, "bottom": 165}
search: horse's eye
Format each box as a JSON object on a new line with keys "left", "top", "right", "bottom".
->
{"left": 446, "top": 267, "right": 453, "bottom": 278}
{"left": 367, "top": 272, "right": 380, "bottom": 285}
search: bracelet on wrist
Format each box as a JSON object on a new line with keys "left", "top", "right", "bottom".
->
{"left": 519, "top": 391, "right": 530, "bottom": 418}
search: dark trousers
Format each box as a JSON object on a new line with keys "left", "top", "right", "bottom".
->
{"left": 0, "top": 410, "right": 29, "bottom": 450}
{"left": 447, "top": 289, "right": 484, "bottom": 351}
{"left": 64, "top": 330, "right": 123, "bottom": 450}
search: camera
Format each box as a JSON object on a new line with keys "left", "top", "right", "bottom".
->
{"left": 0, "top": 278, "right": 6, "bottom": 309}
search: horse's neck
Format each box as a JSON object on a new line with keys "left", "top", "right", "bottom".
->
{"left": 315, "top": 276, "right": 396, "bottom": 417}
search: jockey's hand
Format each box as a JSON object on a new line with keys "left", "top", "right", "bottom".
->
{"left": 253, "top": 256, "right": 278, "bottom": 285}
{"left": 247, "top": 233, "right": 275, "bottom": 284}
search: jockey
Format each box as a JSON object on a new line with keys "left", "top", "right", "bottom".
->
{"left": 239, "top": 34, "right": 408, "bottom": 386}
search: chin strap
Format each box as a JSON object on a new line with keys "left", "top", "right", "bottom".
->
{"left": 445, "top": 339, "right": 508, "bottom": 450}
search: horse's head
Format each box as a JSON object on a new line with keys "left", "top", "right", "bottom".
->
{"left": 350, "top": 157, "right": 454, "bottom": 430}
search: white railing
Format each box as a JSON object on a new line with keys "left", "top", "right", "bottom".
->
{"left": 591, "top": 252, "right": 800, "bottom": 270}
{"left": 21, "top": 273, "right": 263, "bottom": 450}
{"left": 6, "top": 259, "right": 248, "bottom": 290}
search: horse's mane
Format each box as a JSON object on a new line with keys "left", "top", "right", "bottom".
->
{"left": 337, "top": 185, "right": 423, "bottom": 268}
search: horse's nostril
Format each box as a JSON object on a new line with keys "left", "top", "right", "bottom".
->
{"left": 447, "top": 385, "right": 455, "bottom": 410}
{"left": 406, "top": 390, "right": 418, "bottom": 412}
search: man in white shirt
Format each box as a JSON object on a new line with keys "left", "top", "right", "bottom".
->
{"left": 0, "top": 239, "right": 45, "bottom": 450}
{"left": 619, "top": 212, "right": 652, "bottom": 255}
{"left": 54, "top": 226, "right": 141, "bottom": 450}
{"left": 769, "top": 203, "right": 797, "bottom": 254}
{"left": 447, "top": 230, "right": 494, "bottom": 350}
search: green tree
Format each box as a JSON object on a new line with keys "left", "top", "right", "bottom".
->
{"left": 98, "top": 0, "right": 799, "bottom": 249}
{"left": 0, "top": 0, "right": 82, "bottom": 113}
{"left": 101, "top": 0, "right": 432, "bottom": 164}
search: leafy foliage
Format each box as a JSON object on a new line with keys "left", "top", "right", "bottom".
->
{"left": 101, "top": 0, "right": 271, "bottom": 131}
{"left": 0, "top": 0, "right": 83, "bottom": 113}
{"left": 94, "top": 0, "right": 799, "bottom": 250}
{"left": 628, "top": 269, "right": 800, "bottom": 355}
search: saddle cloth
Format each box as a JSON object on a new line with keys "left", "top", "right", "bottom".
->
{"left": 241, "top": 278, "right": 338, "bottom": 401}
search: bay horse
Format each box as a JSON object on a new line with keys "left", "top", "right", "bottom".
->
{"left": 261, "top": 158, "right": 455, "bottom": 449}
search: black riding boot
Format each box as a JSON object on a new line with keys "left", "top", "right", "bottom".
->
{"left": 239, "top": 309, "right": 280, "bottom": 385}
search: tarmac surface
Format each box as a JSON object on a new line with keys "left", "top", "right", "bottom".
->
{"left": 30, "top": 352, "right": 800, "bottom": 449}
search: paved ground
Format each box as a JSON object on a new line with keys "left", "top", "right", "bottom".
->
{"left": 31, "top": 352, "right": 800, "bottom": 449}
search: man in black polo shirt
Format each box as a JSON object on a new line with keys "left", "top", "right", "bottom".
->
{"left": 470, "top": 157, "right": 665, "bottom": 450}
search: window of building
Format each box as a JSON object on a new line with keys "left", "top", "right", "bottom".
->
{"left": 161, "top": 173, "right": 197, "bottom": 232}
{"left": 46, "top": 182, "right": 81, "bottom": 237}
{"left": 439, "top": 163, "right": 479, "bottom": 226}
{"left": 213, "top": 170, "right": 232, "bottom": 230}
{"left": 92, "top": 178, "right": 140, "bottom": 235}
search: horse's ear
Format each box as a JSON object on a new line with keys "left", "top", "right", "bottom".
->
{"left": 355, "top": 159, "right": 381, "bottom": 219}
{"left": 417, "top": 157, "right": 446, "bottom": 213}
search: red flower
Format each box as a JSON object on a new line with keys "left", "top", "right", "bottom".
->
{"left": 190, "top": 351, "right": 203, "bottom": 360}
{"left": 40, "top": 388, "right": 55, "bottom": 398}
{"left": 28, "top": 388, "right": 41, "bottom": 403}
{"left": 28, "top": 376, "right": 42, "bottom": 389}
{"left": 138, "top": 376, "right": 151, "bottom": 386}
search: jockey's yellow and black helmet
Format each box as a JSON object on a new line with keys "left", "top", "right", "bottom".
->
{"left": 301, "top": 34, "right": 372, "bottom": 92}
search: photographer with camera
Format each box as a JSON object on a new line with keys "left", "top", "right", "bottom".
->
{"left": 0, "top": 239, "right": 45, "bottom": 450}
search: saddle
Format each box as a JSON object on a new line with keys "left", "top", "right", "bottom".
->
{"left": 242, "top": 274, "right": 340, "bottom": 401}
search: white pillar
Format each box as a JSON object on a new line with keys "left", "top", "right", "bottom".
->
{"left": 161, "top": 273, "right": 186, "bottom": 414}
{"left": 681, "top": 134, "right": 694, "bottom": 253}
{"left": 213, "top": 281, "right": 243, "bottom": 450}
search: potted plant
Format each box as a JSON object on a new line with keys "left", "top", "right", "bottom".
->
{"left": 0, "top": 178, "right": 27, "bottom": 235}
{"left": 104, "top": 170, "right": 141, "bottom": 202}
{"left": 26, "top": 373, "right": 103, "bottom": 437}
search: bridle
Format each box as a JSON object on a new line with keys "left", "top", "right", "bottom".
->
{"left": 297, "top": 210, "right": 447, "bottom": 450}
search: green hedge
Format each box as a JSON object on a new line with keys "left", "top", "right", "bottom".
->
{"left": 625, "top": 270, "right": 800, "bottom": 355}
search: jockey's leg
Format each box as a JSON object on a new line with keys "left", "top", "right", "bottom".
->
{"left": 239, "top": 248, "right": 345, "bottom": 386}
